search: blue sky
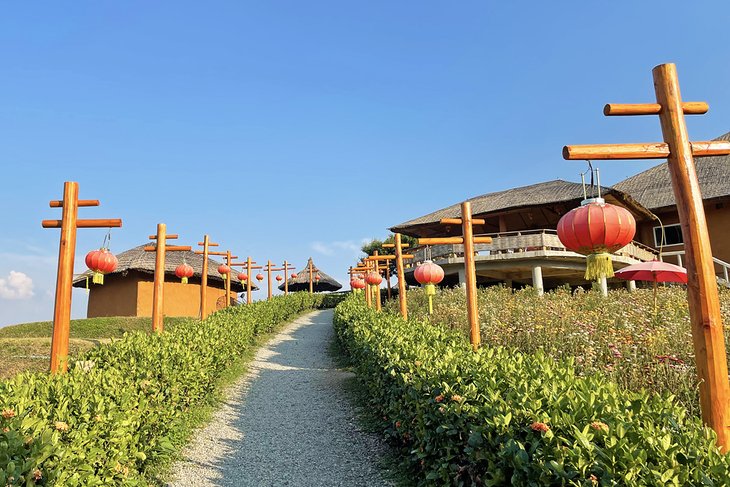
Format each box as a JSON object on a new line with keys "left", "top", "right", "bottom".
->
{"left": 1, "top": 1, "right": 729, "bottom": 326}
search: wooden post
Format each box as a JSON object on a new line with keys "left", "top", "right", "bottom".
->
{"left": 417, "top": 204, "right": 491, "bottom": 352}
{"left": 282, "top": 261, "right": 295, "bottom": 295}
{"left": 200, "top": 250, "right": 238, "bottom": 308}
{"left": 387, "top": 235, "right": 410, "bottom": 319}
{"left": 43, "top": 182, "right": 122, "bottom": 374}
{"left": 145, "top": 228, "right": 190, "bottom": 333}
{"left": 230, "top": 258, "right": 262, "bottom": 304}
{"left": 309, "top": 259, "right": 314, "bottom": 294}
{"left": 195, "top": 236, "right": 219, "bottom": 319}
{"left": 563, "top": 62, "right": 730, "bottom": 450}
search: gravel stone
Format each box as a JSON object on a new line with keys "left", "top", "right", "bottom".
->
{"left": 168, "top": 309, "right": 392, "bottom": 486}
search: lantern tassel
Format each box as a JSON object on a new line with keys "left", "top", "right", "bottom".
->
{"left": 585, "top": 252, "right": 614, "bottom": 281}
{"left": 92, "top": 271, "right": 105, "bottom": 285}
{"left": 182, "top": 277, "right": 188, "bottom": 284}
{"left": 85, "top": 276, "right": 90, "bottom": 294}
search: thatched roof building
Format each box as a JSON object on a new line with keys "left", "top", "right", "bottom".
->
{"left": 614, "top": 131, "right": 730, "bottom": 211}
{"left": 390, "top": 179, "right": 655, "bottom": 238}
{"left": 279, "top": 257, "right": 342, "bottom": 292}
{"left": 72, "top": 244, "right": 257, "bottom": 318}
{"left": 72, "top": 244, "right": 257, "bottom": 292}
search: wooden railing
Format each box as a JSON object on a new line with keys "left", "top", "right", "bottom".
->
{"left": 407, "top": 229, "right": 657, "bottom": 265}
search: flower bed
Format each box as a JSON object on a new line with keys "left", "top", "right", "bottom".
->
{"left": 384, "top": 286, "right": 730, "bottom": 417}
{"left": 0, "top": 292, "right": 332, "bottom": 485}
{"left": 336, "top": 296, "right": 730, "bottom": 485}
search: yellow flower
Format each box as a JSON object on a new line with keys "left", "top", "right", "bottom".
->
{"left": 55, "top": 421, "right": 69, "bottom": 431}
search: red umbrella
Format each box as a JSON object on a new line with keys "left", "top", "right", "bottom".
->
{"left": 615, "top": 260, "right": 687, "bottom": 311}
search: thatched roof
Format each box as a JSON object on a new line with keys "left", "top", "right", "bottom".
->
{"left": 72, "top": 244, "right": 258, "bottom": 293}
{"left": 613, "top": 131, "right": 730, "bottom": 211}
{"left": 390, "top": 179, "right": 654, "bottom": 237}
{"left": 278, "top": 257, "right": 342, "bottom": 292}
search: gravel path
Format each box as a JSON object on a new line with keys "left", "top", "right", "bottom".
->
{"left": 168, "top": 309, "right": 392, "bottom": 487}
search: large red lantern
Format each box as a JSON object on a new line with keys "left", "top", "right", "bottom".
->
{"left": 218, "top": 264, "right": 230, "bottom": 279}
{"left": 315, "top": 274, "right": 321, "bottom": 282}
{"left": 238, "top": 272, "right": 248, "bottom": 281}
{"left": 290, "top": 273, "right": 298, "bottom": 279}
{"left": 350, "top": 278, "right": 366, "bottom": 291}
{"left": 557, "top": 198, "right": 636, "bottom": 280}
{"left": 365, "top": 272, "right": 382, "bottom": 286}
{"left": 414, "top": 260, "right": 445, "bottom": 314}
{"left": 276, "top": 275, "right": 283, "bottom": 282}
{"left": 175, "top": 263, "right": 194, "bottom": 284}
{"left": 85, "top": 248, "right": 118, "bottom": 285}
{"left": 256, "top": 273, "right": 264, "bottom": 281}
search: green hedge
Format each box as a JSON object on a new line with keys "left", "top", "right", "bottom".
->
{"left": 334, "top": 297, "right": 730, "bottom": 486}
{"left": 0, "top": 292, "right": 330, "bottom": 485}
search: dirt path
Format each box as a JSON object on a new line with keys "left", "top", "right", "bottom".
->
{"left": 168, "top": 309, "right": 392, "bottom": 487}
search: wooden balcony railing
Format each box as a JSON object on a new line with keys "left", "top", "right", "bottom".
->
{"left": 406, "top": 229, "right": 657, "bottom": 266}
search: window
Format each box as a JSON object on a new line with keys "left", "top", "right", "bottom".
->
{"left": 654, "top": 224, "right": 683, "bottom": 247}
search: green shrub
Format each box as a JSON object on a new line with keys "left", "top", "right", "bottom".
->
{"left": 0, "top": 292, "right": 329, "bottom": 485}
{"left": 336, "top": 296, "right": 730, "bottom": 486}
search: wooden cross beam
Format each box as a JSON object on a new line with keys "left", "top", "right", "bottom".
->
{"left": 417, "top": 201, "right": 491, "bottom": 351}
{"left": 230, "top": 257, "right": 262, "bottom": 303}
{"left": 143, "top": 224, "right": 191, "bottom": 333}
{"left": 42, "top": 181, "right": 122, "bottom": 374}
{"left": 194, "top": 236, "right": 218, "bottom": 319}
{"left": 262, "top": 260, "right": 286, "bottom": 300}
{"left": 563, "top": 63, "right": 730, "bottom": 451}
{"left": 200, "top": 250, "right": 238, "bottom": 308}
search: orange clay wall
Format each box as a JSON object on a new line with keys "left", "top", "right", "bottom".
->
{"left": 136, "top": 280, "right": 237, "bottom": 317}
{"left": 86, "top": 274, "right": 138, "bottom": 318}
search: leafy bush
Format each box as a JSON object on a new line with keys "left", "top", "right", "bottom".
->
{"left": 336, "top": 296, "right": 730, "bottom": 486}
{"left": 0, "top": 292, "right": 329, "bottom": 485}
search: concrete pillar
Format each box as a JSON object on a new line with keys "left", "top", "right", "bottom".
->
{"left": 627, "top": 280, "right": 636, "bottom": 292}
{"left": 532, "top": 266, "right": 544, "bottom": 296}
{"left": 457, "top": 268, "right": 466, "bottom": 289}
{"left": 599, "top": 277, "right": 608, "bottom": 297}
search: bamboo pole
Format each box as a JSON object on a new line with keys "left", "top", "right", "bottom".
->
{"left": 45, "top": 182, "right": 122, "bottom": 374}
{"left": 561, "top": 63, "right": 730, "bottom": 451}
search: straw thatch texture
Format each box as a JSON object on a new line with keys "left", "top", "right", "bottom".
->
{"left": 72, "top": 244, "right": 258, "bottom": 293}
{"left": 614, "top": 131, "right": 730, "bottom": 211}
{"left": 278, "top": 257, "right": 342, "bottom": 292}
{"left": 390, "top": 179, "right": 653, "bottom": 237}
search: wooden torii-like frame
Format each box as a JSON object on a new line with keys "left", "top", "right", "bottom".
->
{"left": 281, "top": 260, "right": 296, "bottom": 295}
{"left": 352, "top": 261, "right": 374, "bottom": 307}
{"left": 195, "top": 236, "right": 219, "bottom": 319}
{"left": 418, "top": 201, "right": 492, "bottom": 351}
{"left": 197, "top": 249, "right": 237, "bottom": 309}
{"left": 307, "top": 259, "right": 320, "bottom": 294}
{"left": 262, "top": 260, "right": 285, "bottom": 300}
{"left": 368, "top": 241, "right": 415, "bottom": 319}
{"left": 231, "top": 257, "right": 263, "bottom": 304}
{"left": 563, "top": 63, "right": 730, "bottom": 450}
{"left": 363, "top": 251, "right": 388, "bottom": 312}
{"left": 143, "top": 224, "right": 191, "bottom": 333}
{"left": 42, "top": 181, "right": 122, "bottom": 374}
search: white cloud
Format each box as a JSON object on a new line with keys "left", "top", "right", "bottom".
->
{"left": 0, "top": 271, "right": 35, "bottom": 300}
{"left": 311, "top": 240, "right": 366, "bottom": 257}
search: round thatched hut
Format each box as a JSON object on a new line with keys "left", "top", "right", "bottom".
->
{"left": 278, "top": 257, "right": 342, "bottom": 292}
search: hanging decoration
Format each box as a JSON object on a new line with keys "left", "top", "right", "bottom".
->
{"left": 175, "top": 262, "right": 194, "bottom": 284}
{"left": 276, "top": 275, "right": 283, "bottom": 282}
{"left": 414, "top": 260, "right": 445, "bottom": 314}
{"left": 290, "top": 273, "right": 297, "bottom": 279}
{"left": 557, "top": 198, "right": 636, "bottom": 280}
{"left": 218, "top": 264, "right": 230, "bottom": 280}
{"left": 85, "top": 242, "right": 118, "bottom": 285}
{"left": 256, "top": 273, "right": 264, "bottom": 281}
{"left": 238, "top": 272, "right": 248, "bottom": 281}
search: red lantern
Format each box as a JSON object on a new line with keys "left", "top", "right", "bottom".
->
{"left": 350, "top": 278, "right": 366, "bottom": 290}
{"left": 276, "top": 275, "right": 283, "bottom": 282}
{"left": 85, "top": 248, "right": 118, "bottom": 285}
{"left": 365, "top": 272, "right": 382, "bottom": 286}
{"left": 238, "top": 272, "right": 248, "bottom": 281}
{"left": 557, "top": 198, "right": 636, "bottom": 280}
{"left": 175, "top": 263, "right": 194, "bottom": 284}
{"left": 315, "top": 274, "right": 321, "bottom": 281}
{"left": 218, "top": 264, "right": 230, "bottom": 279}
{"left": 256, "top": 273, "right": 264, "bottom": 281}
{"left": 290, "top": 273, "right": 298, "bottom": 279}
{"left": 414, "top": 261, "right": 445, "bottom": 287}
